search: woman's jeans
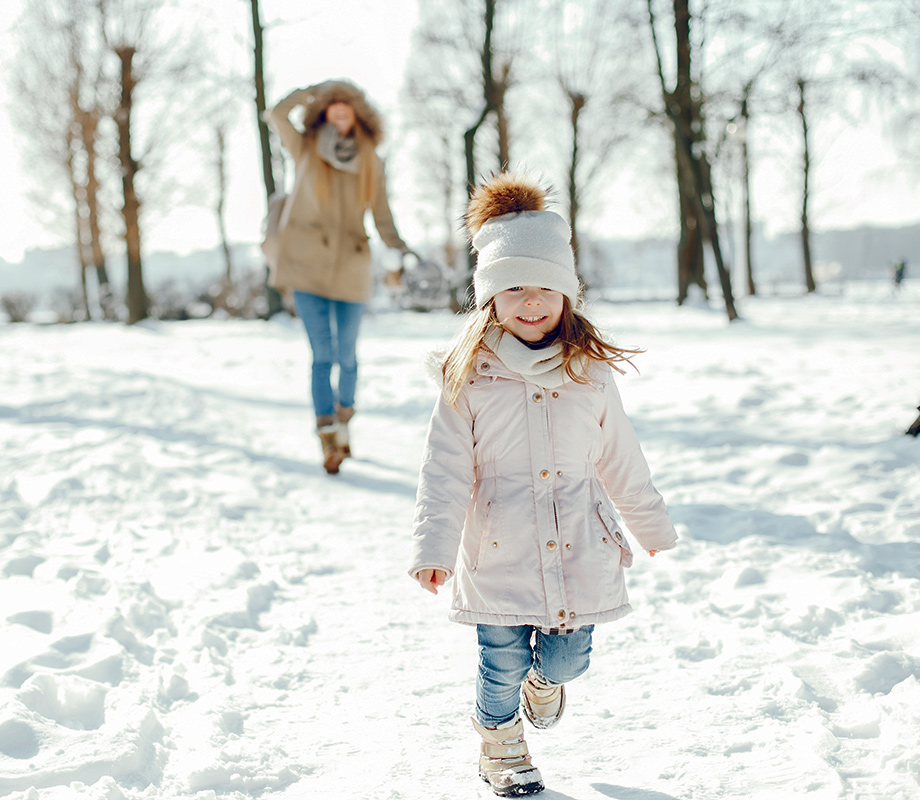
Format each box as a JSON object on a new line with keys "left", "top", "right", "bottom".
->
{"left": 292, "top": 291, "right": 366, "bottom": 420}
{"left": 476, "top": 624, "right": 594, "bottom": 727}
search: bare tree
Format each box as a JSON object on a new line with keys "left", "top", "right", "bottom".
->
{"left": 403, "top": 0, "right": 520, "bottom": 309}
{"left": 95, "top": 0, "right": 206, "bottom": 324}
{"left": 647, "top": 0, "right": 738, "bottom": 320}
{"left": 538, "top": 0, "right": 650, "bottom": 284}
{"left": 9, "top": 0, "right": 115, "bottom": 320}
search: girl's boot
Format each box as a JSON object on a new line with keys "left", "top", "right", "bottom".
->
{"left": 521, "top": 669, "right": 565, "bottom": 729}
{"left": 335, "top": 405, "right": 355, "bottom": 457}
{"left": 472, "top": 715, "right": 544, "bottom": 796}
{"left": 316, "top": 417, "right": 346, "bottom": 475}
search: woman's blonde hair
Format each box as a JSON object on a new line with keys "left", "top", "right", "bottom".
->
{"left": 306, "top": 124, "right": 380, "bottom": 209}
{"left": 441, "top": 297, "right": 641, "bottom": 407}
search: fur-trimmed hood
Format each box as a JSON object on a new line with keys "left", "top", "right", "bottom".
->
{"left": 298, "top": 79, "right": 384, "bottom": 145}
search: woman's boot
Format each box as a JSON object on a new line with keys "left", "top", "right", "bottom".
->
{"left": 316, "top": 416, "right": 346, "bottom": 474}
{"left": 472, "top": 715, "right": 544, "bottom": 796}
{"left": 335, "top": 405, "right": 355, "bottom": 457}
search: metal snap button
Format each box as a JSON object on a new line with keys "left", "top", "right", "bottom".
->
{"left": 539, "top": 470, "right": 550, "bottom": 480}
{"left": 532, "top": 392, "right": 543, "bottom": 403}
{"left": 557, "top": 609, "right": 566, "bottom": 620}
{"left": 546, "top": 540, "right": 557, "bottom": 551}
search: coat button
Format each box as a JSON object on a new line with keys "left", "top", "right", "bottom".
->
{"left": 557, "top": 609, "right": 566, "bottom": 620}
{"left": 539, "top": 470, "right": 550, "bottom": 480}
{"left": 556, "top": 470, "right": 563, "bottom": 477}
{"left": 614, "top": 531, "right": 623, "bottom": 543}
{"left": 491, "top": 541, "right": 498, "bottom": 548}
{"left": 481, "top": 363, "right": 490, "bottom": 371}
{"left": 532, "top": 392, "right": 543, "bottom": 403}
{"left": 565, "top": 543, "right": 572, "bottom": 550}
{"left": 569, "top": 612, "right": 576, "bottom": 620}
{"left": 552, "top": 392, "right": 559, "bottom": 398}
{"left": 546, "top": 540, "right": 557, "bottom": 551}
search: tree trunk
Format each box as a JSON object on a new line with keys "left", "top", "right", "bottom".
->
{"left": 115, "top": 46, "right": 148, "bottom": 325}
{"left": 250, "top": 0, "right": 283, "bottom": 316}
{"left": 797, "top": 78, "right": 816, "bottom": 293}
{"left": 740, "top": 92, "right": 756, "bottom": 295}
{"left": 215, "top": 124, "right": 233, "bottom": 283}
{"left": 81, "top": 109, "right": 114, "bottom": 318}
{"left": 672, "top": 0, "right": 706, "bottom": 304}
{"left": 566, "top": 90, "right": 586, "bottom": 282}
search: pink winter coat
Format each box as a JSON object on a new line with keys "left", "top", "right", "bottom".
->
{"left": 409, "top": 349, "right": 678, "bottom": 630}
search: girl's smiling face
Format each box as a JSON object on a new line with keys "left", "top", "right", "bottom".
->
{"left": 493, "top": 286, "right": 564, "bottom": 342}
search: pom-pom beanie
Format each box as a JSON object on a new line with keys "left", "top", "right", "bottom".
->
{"left": 466, "top": 174, "right": 579, "bottom": 308}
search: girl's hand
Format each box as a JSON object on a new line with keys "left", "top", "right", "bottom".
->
{"left": 417, "top": 569, "right": 448, "bottom": 595}
{"left": 649, "top": 550, "right": 658, "bottom": 557}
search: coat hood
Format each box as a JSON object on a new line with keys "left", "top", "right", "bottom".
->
{"left": 300, "top": 79, "right": 384, "bottom": 145}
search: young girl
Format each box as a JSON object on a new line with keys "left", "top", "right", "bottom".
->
{"left": 408, "top": 174, "right": 678, "bottom": 796}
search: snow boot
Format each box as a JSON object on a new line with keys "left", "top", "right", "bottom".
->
{"left": 521, "top": 669, "right": 565, "bottom": 730}
{"left": 335, "top": 405, "right": 355, "bottom": 457}
{"left": 473, "top": 715, "right": 544, "bottom": 796}
{"left": 317, "top": 417, "right": 346, "bottom": 475}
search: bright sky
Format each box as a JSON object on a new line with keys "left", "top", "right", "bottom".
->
{"left": 1, "top": 0, "right": 918, "bottom": 265}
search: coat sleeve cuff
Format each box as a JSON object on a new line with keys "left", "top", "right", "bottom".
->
{"left": 408, "top": 564, "right": 454, "bottom": 581}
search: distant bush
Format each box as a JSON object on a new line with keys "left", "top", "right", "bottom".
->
{"left": 147, "top": 268, "right": 275, "bottom": 321}
{"left": 1, "top": 292, "right": 36, "bottom": 323}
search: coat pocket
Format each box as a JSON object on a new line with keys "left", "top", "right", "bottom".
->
{"left": 472, "top": 498, "right": 494, "bottom": 574}
{"left": 595, "top": 502, "right": 633, "bottom": 568}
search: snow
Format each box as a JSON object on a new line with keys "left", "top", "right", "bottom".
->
{"left": 1, "top": 284, "right": 919, "bottom": 800}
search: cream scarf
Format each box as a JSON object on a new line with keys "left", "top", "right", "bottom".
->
{"left": 317, "top": 123, "right": 360, "bottom": 174}
{"left": 484, "top": 328, "right": 566, "bottom": 388}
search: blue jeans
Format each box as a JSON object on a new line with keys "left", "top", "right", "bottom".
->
{"left": 292, "top": 291, "right": 366, "bottom": 420}
{"left": 476, "top": 624, "right": 594, "bottom": 727}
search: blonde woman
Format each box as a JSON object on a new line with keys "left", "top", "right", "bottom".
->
{"left": 265, "top": 80, "right": 411, "bottom": 474}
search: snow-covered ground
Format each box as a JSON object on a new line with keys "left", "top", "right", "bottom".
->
{"left": 1, "top": 284, "right": 919, "bottom": 800}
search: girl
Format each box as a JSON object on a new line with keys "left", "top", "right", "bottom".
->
{"left": 265, "top": 80, "right": 413, "bottom": 474}
{"left": 409, "top": 174, "right": 678, "bottom": 796}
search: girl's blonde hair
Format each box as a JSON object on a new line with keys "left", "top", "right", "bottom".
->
{"left": 441, "top": 297, "right": 641, "bottom": 407}
{"left": 306, "top": 125, "right": 380, "bottom": 209}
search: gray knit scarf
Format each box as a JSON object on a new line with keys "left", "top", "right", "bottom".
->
{"left": 317, "top": 123, "right": 360, "bottom": 174}
{"left": 484, "top": 328, "right": 566, "bottom": 388}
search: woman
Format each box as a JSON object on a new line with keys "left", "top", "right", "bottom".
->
{"left": 265, "top": 79, "right": 412, "bottom": 474}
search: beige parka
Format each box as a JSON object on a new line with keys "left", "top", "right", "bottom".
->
{"left": 265, "top": 80, "right": 408, "bottom": 302}
{"left": 409, "top": 350, "right": 678, "bottom": 630}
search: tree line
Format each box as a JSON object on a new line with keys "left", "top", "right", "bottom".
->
{"left": 6, "top": 0, "right": 920, "bottom": 324}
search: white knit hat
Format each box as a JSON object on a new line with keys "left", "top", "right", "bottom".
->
{"left": 466, "top": 174, "right": 579, "bottom": 308}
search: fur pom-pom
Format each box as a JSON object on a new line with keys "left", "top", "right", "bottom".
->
{"left": 465, "top": 173, "right": 546, "bottom": 237}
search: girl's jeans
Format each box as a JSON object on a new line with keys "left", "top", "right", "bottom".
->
{"left": 292, "top": 291, "right": 366, "bottom": 420}
{"left": 476, "top": 624, "right": 594, "bottom": 727}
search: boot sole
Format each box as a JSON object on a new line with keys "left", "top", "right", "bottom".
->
{"left": 480, "top": 773, "right": 545, "bottom": 796}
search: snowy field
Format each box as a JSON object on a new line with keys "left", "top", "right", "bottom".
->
{"left": 1, "top": 284, "right": 919, "bottom": 800}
